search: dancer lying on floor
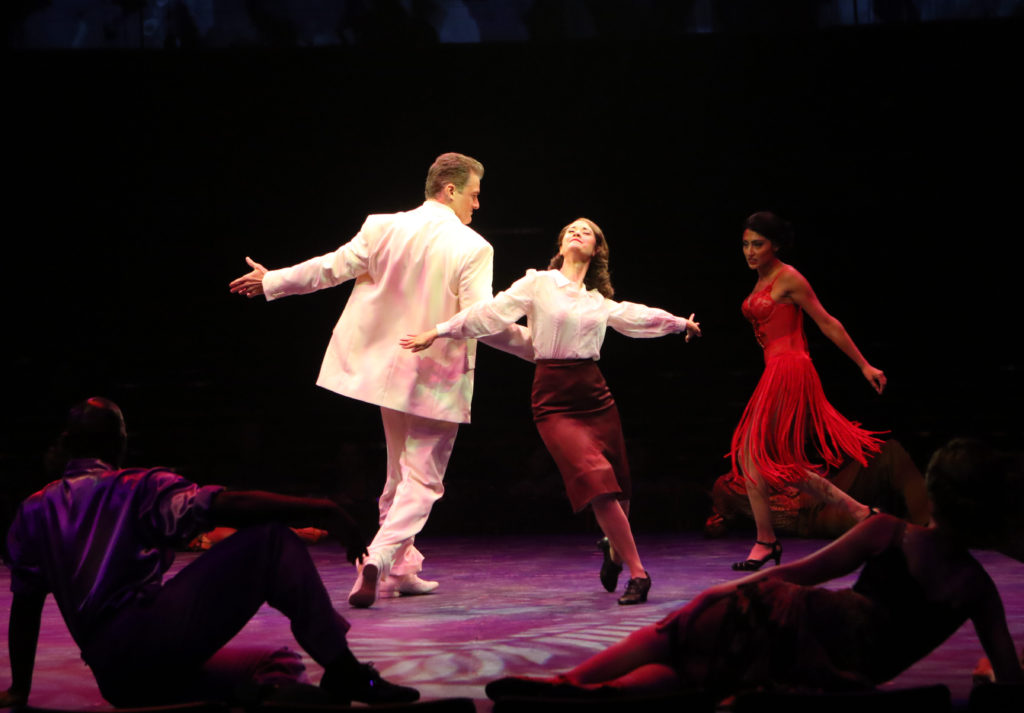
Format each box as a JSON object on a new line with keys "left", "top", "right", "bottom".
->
{"left": 486, "top": 438, "right": 1024, "bottom": 702}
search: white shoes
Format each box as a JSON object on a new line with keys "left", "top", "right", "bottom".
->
{"left": 348, "top": 557, "right": 384, "bottom": 608}
{"left": 348, "top": 555, "right": 438, "bottom": 607}
{"left": 378, "top": 573, "right": 439, "bottom": 598}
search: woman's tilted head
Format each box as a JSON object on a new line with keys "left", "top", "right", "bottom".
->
{"left": 548, "top": 217, "right": 614, "bottom": 298}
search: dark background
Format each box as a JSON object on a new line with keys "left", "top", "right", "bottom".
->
{"left": 4, "top": 19, "right": 1021, "bottom": 538}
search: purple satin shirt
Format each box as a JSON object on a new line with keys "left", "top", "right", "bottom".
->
{"left": 6, "top": 458, "right": 223, "bottom": 647}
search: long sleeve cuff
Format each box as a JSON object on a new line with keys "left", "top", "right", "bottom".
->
{"left": 435, "top": 319, "right": 456, "bottom": 338}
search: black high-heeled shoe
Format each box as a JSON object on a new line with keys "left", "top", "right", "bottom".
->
{"left": 597, "top": 537, "right": 623, "bottom": 592}
{"left": 732, "top": 540, "right": 783, "bottom": 571}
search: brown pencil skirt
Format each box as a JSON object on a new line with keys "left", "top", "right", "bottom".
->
{"left": 531, "top": 359, "right": 632, "bottom": 512}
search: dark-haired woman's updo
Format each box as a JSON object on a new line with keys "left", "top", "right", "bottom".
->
{"left": 744, "top": 211, "right": 795, "bottom": 254}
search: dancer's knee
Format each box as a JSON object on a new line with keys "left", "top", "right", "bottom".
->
{"left": 224, "top": 522, "right": 309, "bottom": 566}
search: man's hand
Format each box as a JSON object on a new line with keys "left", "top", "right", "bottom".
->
{"left": 683, "top": 313, "right": 702, "bottom": 342}
{"left": 229, "top": 257, "right": 268, "bottom": 298}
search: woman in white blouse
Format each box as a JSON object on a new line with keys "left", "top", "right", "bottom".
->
{"left": 401, "top": 218, "right": 700, "bottom": 605}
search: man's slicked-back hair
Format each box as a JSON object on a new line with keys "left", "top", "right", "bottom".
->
{"left": 425, "top": 152, "right": 484, "bottom": 199}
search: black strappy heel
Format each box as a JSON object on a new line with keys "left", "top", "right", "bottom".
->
{"left": 732, "top": 539, "right": 783, "bottom": 571}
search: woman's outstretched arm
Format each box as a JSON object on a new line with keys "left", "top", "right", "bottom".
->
{"left": 778, "top": 267, "right": 886, "bottom": 394}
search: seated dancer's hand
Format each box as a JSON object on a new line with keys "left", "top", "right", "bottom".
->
{"left": 400, "top": 329, "right": 438, "bottom": 352}
{"left": 346, "top": 539, "right": 370, "bottom": 566}
{"left": 684, "top": 313, "right": 702, "bottom": 342}
{"left": 0, "top": 687, "right": 28, "bottom": 708}
{"left": 973, "top": 647, "right": 1024, "bottom": 686}
{"left": 973, "top": 656, "right": 996, "bottom": 685}
{"left": 329, "top": 511, "right": 368, "bottom": 565}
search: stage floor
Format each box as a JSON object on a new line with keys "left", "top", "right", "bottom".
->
{"left": 2, "top": 532, "right": 1020, "bottom": 711}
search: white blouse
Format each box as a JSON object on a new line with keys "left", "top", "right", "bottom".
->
{"left": 436, "top": 269, "right": 689, "bottom": 361}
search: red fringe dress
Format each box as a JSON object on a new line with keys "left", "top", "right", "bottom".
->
{"left": 728, "top": 271, "right": 883, "bottom": 489}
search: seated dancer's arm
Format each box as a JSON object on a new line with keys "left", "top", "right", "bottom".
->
{"left": 1, "top": 590, "right": 46, "bottom": 706}
{"left": 208, "top": 490, "right": 368, "bottom": 564}
{"left": 754, "top": 513, "right": 901, "bottom": 586}
{"left": 694, "top": 515, "right": 900, "bottom": 613}
{"left": 970, "top": 571, "right": 1024, "bottom": 683}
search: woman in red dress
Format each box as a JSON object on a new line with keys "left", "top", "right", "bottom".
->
{"left": 730, "top": 211, "right": 886, "bottom": 571}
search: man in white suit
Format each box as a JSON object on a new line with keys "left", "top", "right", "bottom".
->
{"left": 230, "top": 153, "right": 531, "bottom": 608}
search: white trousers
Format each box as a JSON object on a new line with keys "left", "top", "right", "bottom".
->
{"left": 367, "top": 406, "right": 459, "bottom": 577}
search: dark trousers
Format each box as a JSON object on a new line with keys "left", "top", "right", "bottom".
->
{"left": 83, "top": 523, "right": 350, "bottom": 705}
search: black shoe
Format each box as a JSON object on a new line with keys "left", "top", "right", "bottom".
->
{"left": 597, "top": 537, "right": 623, "bottom": 592}
{"left": 732, "top": 540, "right": 782, "bottom": 571}
{"left": 617, "top": 572, "right": 651, "bottom": 605}
{"left": 321, "top": 662, "right": 419, "bottom": 705}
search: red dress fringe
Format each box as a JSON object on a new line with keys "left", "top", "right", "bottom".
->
{"left": 729, "top": 271, "right": 883, "bottom": 489}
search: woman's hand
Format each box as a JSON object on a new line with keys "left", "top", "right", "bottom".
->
{"left": 400, "top": 328, "right": 438, "bottom": 352}
{"left": 862, "top": 364, "right": 886, "bottom": 394}
{"left": 683, "top": 313, "right": 702, "bottom": 342}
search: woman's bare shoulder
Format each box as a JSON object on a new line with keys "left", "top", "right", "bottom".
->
{"left": 775, "top": 263, "right": 811, "bottom": 290}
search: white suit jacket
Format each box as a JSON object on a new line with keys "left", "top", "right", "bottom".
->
{"left": 263, "top": 200, "right": 532, "bottom": 423}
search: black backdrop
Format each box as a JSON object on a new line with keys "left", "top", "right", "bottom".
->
{"left": 5, "top": 20, "right": 1021, "bottom": 536}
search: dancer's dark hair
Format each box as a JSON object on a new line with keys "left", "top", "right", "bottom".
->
{"left": 60, "top": 397, "right": 127, "bottom": 468}
{"left": 926, "top": 438, "right": 1024, "bottom": 549}
{"left": 744, "top": 211, "right": 795, "bottom": 253}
